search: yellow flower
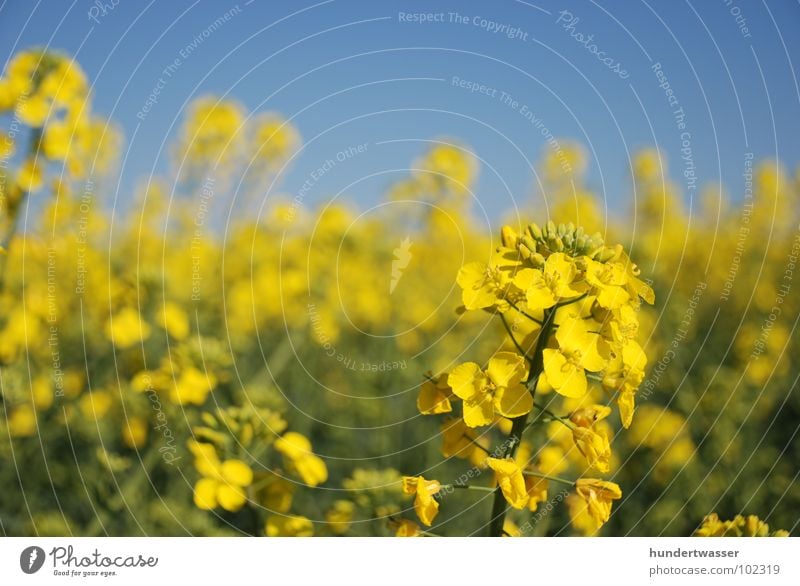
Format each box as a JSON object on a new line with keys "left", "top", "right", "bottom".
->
{"left": 16, "top": 158, "right": 44, "bottom": 193}
{"left": 79, "top": 391, "right": 113, "bottom": 420}
{"left": 17, "top": 95, "right": 50, "bottom": 127}
{"left": 415, "top": 143, "right": 476, "bottom": 194}
{"left": 170, "top": 367, "right": 216, "bottom": 406}
{"left": 0, "top": 132, "right": 14, "bottom": 158}
{"left": 266, "top": 514, "right": 314, "bottom": 537}
{"left": 602, "top": 340, "right": 647, "bottom": 427}
{"left": 274, "top": 432, "right": 328, "bottom": 486}
{"left": 571, "top": 427, "right": 611, "bottom": 473}
{"left": 394, "top": 518, "right": 421, "bottom": 537}
{"left": 513, "top": 252, "right": 584, "bottom": 310}
{"left": 633, "top": 148, "right": 665, "bottom": 183}
{"left": 570, "top": 403, "right": 612, "bottom": 472}
{"left": 31, "top": 377, "right": 54, "bottom": 410}
{"left": 525, "top": 476, "right": 548, "bottom": 512}
{"left": 604, "top": 246, "right": 655, "bottom": 305}
{"left": 584, "top": 259, "right": 629, "bottom": 309}
{"left": 252, "top": 113, "right": 300, "bottom": 170}
{"left": 178, "top": 96, "right": 244, "bottom": 169}
{"left": 542, "top": 141, "right": 586, "bottom": 182}
{"left": 575, "top": 478, "right": 622, "bottom": 529}
{"left": 193, "top": 458, "right": 254, "bottom": 512}
{"left": 122, "top": 416, "right": 148, "bottom": 449}
{"left": 106, "top": 307, "right": 151, "bottom": 349}
{"left": 543, "top": 317, "right": 604, "bottom": 398}
{"left": 417, "top": 374, "right": 452, "bottom": 415}
{"left": 448, "top": 351, "right": 532, "bottom": 428}
{"left": 456, "top": 257, "right": 517, "bottom": 311}
{"left": 694, "top": 513, "right": 790, "bottom": 537}
{"left": 254, "top": 473, "right": 295, "bottom": 513}
{"left": 570, "top": 404, "right": 612, "bottom": 428}
{"left": 486, "top": 457, "right": 528, "bottom": 509}
{"left": 401, "top": 476, "right": 442, "bottom": 526}
{"left": 157, "top": 302, "right": 189, "bottom": 340}
{"left": 8, "top": 404, "right": 37, "bottom": 437}
{"left": 325, "top": 500, "right": 355, "bottom": 535}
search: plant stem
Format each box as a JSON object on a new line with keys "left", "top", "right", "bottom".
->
{"left": 532, "top": 402, "right": 574, "bottom": 429}
{"left": 444, "top": 484, "right": 496, "bottom": 494}
{"left": 500, "top": 313, "right": 533, "bottom": 361}
{"left": 556, "top": 292, "right": 588, "bottom": 307}
{"left": 522, "top": 470, "right": 576, "bottom": 486}
{"left": 506, "top": 300, "right": 543, "bottom": 325}
{"left": 488, "top": 307, "right": 555, "bottom": 536}
{"left": 463, "top": 434, "right": 490, "bottom": 454}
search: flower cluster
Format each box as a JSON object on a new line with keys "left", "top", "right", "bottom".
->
{"left": 188, "top": 406, "right": 328, "bottom": 535}
{"left": 0, "top": 49, "right": 119, "bottom": 248}
{"left": 694, "top": 514, "right": 789, "bottom": 537}
{"left": 400, "top": 220, "right": 653, "bottom": 535}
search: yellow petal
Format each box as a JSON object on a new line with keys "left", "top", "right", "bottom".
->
{"left": 494, "top": 383, "right": 533, "bottom": 419}
{"left": 543, "top": 349, "right": 588, "bottom": 398}
{"left": 487, "top": 352, "right": 529, "bottom": 388}
{"left": 457, "top": 262, "right": 497, "bottom": 310}
{"left": 294, "top": 454, "right": 328, "bottom": 486}
{"left": 448, "top": 362, "right": 485, "bottom": 401}
{"left": 417, "top": 379, "right": 452, "bottom": 414}
{"left": 220, "top": 459, "right": 254, "bottom": 487}
{"left": 193, "top": 478, "right": 219, "bottom": 510}
{"left": 462, "top": 394, "right": 495, "bottom": 428}
{"left": 217, "top": 484, "right": 248, "bottom": 512}
{"left": 486, "top": 457, "right": 528, "bottom": 509}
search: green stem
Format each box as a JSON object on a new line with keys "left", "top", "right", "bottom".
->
{"left": 532, "top": 403, "right": 574, "bottom": 429}
{"left": 555, "top": 292, "right": 588, "bottom": 307}
{"left": 488, "top": 307, "right": 555, "bottom": 536}
{"left": 444, "top": 484, "right": 496, "bottom": 493}
{"left": 500, "top": 313, "right": 533, "bottom": 361}
{"left": 463, "top": 434, "right": 490, "bottom": 454}
{"left": 522, "top": 470, "right": 576, "bottom": 486}
{"left": 507, "top": 300, "right": 543, "bottom": 326}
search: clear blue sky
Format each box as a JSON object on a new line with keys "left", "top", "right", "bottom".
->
{"left": 2, "top": 0, "right": 799, "bottom": 220}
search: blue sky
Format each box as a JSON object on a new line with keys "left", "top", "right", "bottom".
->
{"left": 2, "top": 0, "right": 799, "bottom": 222}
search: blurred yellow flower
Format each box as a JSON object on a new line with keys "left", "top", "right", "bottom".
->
{"left": 106, "top": 307, "right": 151, "bottom": 349}
{"left": 169, "top": 367, "right": 216, "bottom": 406}
{"left": 8, "top": 404, "right": 37, "bottom": 437}
{"left": 325, "top": 500, "right": 355, "bottom": 535}
{"left": 266, "top": 515, "right": 313, "bottom": 537}
{"left": 193, "top": 457, "right": 253, "bottom": 512}
{"left": 122, "top": 416, "right": 148, "bottom": 449}
{"left": 251, "top": 113, "right": 300, "bottom": 170}
{"left": 157, "top": 302, "right": 190, "bottom": 340}
{"left": 274, "top": 432, "right": 328, "bottom": 486}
